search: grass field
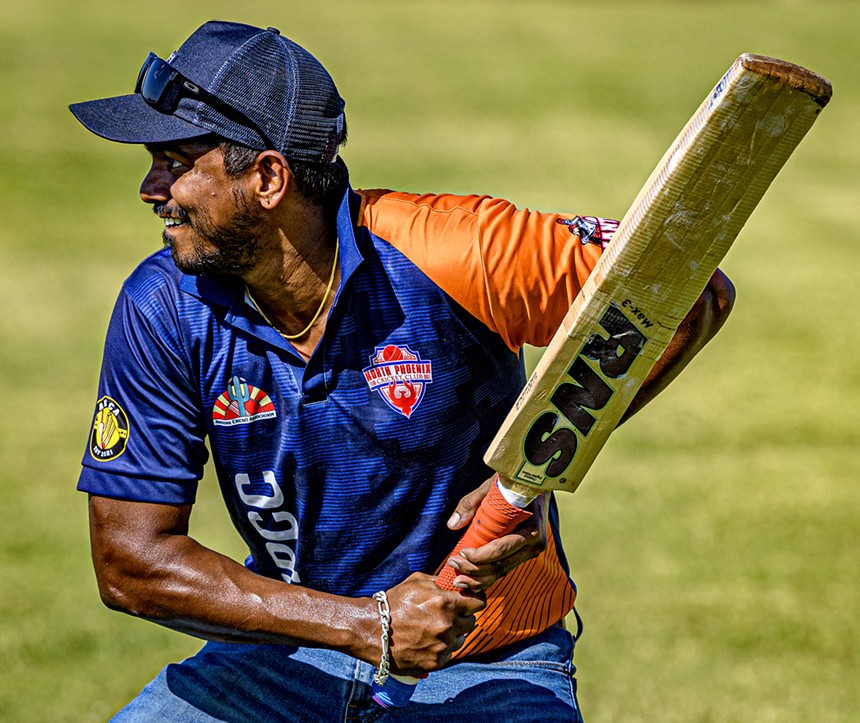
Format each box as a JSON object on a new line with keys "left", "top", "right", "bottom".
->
{"left": 1, "top": 1, "right": 858, "bottom": 721}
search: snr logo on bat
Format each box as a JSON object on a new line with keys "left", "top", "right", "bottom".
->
{"left": 516, "top": 304, "right": 646, "bottom": 484}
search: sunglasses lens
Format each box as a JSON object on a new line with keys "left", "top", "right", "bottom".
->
{"left": 136, "top": 54, "right": 179, "bottom": 112}
{"left": 140, "top": 60, "right": 170, "bottom": 103}
{"left": 134, "top": 53, "right": 155, "bottom": 93}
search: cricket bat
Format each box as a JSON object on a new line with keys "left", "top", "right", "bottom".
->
{"left": 373, "top": 54, "right": 831, "bottom": 707}
{"left": 435, "top": 54, "right": 832, "bottom": 590}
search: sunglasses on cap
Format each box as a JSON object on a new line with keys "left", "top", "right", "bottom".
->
{"left": 135, "top": 52, "right": 275, "bottom": 150}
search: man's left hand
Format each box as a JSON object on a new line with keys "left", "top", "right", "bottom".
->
{"left": 443, "top": 477, "right": 548, "bottom": 592}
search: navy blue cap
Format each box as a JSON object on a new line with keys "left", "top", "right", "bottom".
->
{"left": 69, "top": 20, "right": 346, "bottom": 163}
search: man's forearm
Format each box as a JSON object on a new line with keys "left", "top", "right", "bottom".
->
{"left": 620, "top": 268, "right": 735, "bottom": 423}
{"left": 89, "top": 495, "right": 379, "bottom": 656}
{"left": 138, "top": 546, "right": 373, "bottom": 649}
{"left": 88, "top": 495, "right": 484, "bottom": 676}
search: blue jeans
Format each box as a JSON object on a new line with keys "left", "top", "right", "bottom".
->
{"left": 112, "top": 623, "right": 584, "bottom": 722}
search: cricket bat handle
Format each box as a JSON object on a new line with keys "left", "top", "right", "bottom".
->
{"left": 435, "top": 477, "right": 535, "bottom": 590}
{"left": 371, "top": 477, "right": 535, "bottom": 708}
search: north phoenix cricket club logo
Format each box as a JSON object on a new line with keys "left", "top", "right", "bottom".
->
{"left": 363, "top": 345, "right": 433, "bottom": 419}
{"left": 90, "top": 396, "right": 130, "bottom": 462}
{"left": 212, "top": 376, "right": 277, "bottom": 427}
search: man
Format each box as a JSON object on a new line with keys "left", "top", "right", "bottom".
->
{"left": 72, "top": 20, "right": 734, "bottom": 721}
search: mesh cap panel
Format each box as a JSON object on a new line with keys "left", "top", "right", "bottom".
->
{"left": 70, "top": 21, "right": 346, "bottom": 163}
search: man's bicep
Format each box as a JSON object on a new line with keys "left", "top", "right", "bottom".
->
{"left": 88, "top": 494, "right": 193, "bottom": 607}
{"left": 88, "top": 495, "right": 192, "bottom": 567}
{"left": 89, "top": 494, "right": 192, "bottom": 540}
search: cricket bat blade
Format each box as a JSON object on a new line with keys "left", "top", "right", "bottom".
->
{"left": 484, "top": 54, "right": 832, "bottom": 496}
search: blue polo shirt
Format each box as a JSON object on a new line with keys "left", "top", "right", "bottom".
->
{"left": 80, "top": 186, "right": 612, "bottom": 652}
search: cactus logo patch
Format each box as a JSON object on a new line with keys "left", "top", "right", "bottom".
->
{"left": 213, "top": 376, "right": 277, "bottom": 427}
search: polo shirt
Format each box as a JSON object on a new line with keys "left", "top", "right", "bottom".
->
{"left": 79, "top": 186, "right": 613, "bottom": 658}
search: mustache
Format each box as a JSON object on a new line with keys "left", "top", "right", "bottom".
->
{"left": 153, "top": 203, "right": 191, "bottom": 224}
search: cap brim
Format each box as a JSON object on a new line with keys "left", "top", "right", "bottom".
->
{"left": 69, "top": 94, "right": 212, "bottom": 145}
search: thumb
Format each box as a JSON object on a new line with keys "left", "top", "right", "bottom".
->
{"left": 447, "top": 475, "right": 496, "bottom": 530}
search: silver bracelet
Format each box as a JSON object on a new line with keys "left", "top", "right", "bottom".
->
{"left": 372, "top": 590, "right": 391, "bottom": 686}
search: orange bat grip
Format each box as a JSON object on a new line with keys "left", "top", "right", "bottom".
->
{"left": 435, "top": 481, "right": 533, "bottom": 591}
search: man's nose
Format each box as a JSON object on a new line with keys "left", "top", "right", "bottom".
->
{"left": 139, "top": 164, "right": 171, "bottom": 204}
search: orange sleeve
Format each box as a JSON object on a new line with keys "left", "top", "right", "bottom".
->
{"left": 356, "top": 189, "right": 607, "bottom": 351}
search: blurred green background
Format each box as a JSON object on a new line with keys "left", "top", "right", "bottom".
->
{"left": 1, "top": 1, "right": 857, "bottom": 721}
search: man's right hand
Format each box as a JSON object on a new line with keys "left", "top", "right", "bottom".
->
{"left": 382, "top": 572, "right": 486, "bottom": 676}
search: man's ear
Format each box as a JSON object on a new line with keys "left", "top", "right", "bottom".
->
{"left": 253, "top": 151, "right": 291, "bottom": 209}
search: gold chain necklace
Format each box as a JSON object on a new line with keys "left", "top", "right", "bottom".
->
{"left": 246, "top": 240, "right": 339, "bottom": 340}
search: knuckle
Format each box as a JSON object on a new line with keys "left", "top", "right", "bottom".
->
{"left": 530, "top": 536, "right": 547, "bottom": 554}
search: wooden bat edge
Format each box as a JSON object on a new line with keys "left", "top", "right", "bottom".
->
{"left": 740, "top": 53, "right": 833, "bottom": 107}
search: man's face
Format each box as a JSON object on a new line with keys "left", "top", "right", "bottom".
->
{"left": 140, "top": 139, "right": 264, "bottom": 276}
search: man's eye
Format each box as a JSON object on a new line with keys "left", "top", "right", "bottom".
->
{"left": 167, "top": 157, "right": 188, "bottom": 171}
